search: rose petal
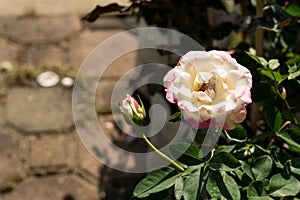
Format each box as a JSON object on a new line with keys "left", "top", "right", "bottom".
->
{"left": 227, "top": 70, "right": 249, "bottom": 98}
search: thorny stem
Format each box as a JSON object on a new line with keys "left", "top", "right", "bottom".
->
{"left": 142, "top": 133, "right": 185, "bottom": 172}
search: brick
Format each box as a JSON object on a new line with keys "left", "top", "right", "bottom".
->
{"left": 75, "top": 134, "right": 102, "bottom": 182}
{"left": 68, "top": 29, "right": 137, "bottom": 78}
{"left": 26, "top": 45, "right": 67, "bottom": 68}
{"left": 0, "top": 0, "right": 130, "bottom": 16}
{"left": 0, "top": 38, "right": 20, "bottom": 65}
{"left": 6, "top": 87, "right": 73, "bottom": 133}
{"left": 29, "top": 134, "right": 75, "bottom": 169}
{"left": 1, "top": 16, "right": 81, "bottom": 44}
{"left": 95, "top": 80, "right": 116, "bottom": 114}
{"left": 2, "top": 175, "right": 99, "bottom": 200}
{"left": 0, "top": 127, "right": 25, "bottom": 189}
{"left": 0, "top": 102, "right": 6, "bottom": 125}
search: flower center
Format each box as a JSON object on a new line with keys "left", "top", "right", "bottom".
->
{"left": 196, "top": 82, "right": 209, "bottom": 92}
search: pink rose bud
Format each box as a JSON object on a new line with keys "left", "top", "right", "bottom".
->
{"left": 164, "top": 50, "right": 252, "bottom": 130}
{"left": 120, "top": 94, "right": 146, "bottom": 125}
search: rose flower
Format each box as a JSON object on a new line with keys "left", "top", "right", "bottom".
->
{"left": 163, "top": 50, "right": 252, "bottom": 130}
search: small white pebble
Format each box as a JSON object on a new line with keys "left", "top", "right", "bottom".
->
{"left": 36, "top": 71, "right": 60, "bottom": 87}
{"left": 61, "top": 77, "right": 74, "bottom": 87}
{"left": 104, "top": 121, "right": 114, "bottom": 130}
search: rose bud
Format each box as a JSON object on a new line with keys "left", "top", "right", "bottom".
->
{"left": 119, "top": 94, "right": 146, "bottom": 126}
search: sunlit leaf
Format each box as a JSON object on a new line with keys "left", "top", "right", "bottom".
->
{"left": 206, "top": 172, "right": 240, "bottom": 200}
{"left": 252, "top": 155, "right": 273, "bottom": 181}
{"left": 268, "top": 59, "right": 280, "bottom": 70}
{"left": 174, "top": 177, "right": 184, "bottom": 200}
{"left": 248, "top": 196, "right": 273, "bottom": 200}
{"left": 133, "top": 167, "right": 176, "bottom": 197}
{"left": 183, "top": 165, "right": 208, "bottom": 200}
{"left": 279, "top": 128, "right": 300, "bottom": 151}
{"left": 269, "top": 173, "right": 300, "bottom": 197}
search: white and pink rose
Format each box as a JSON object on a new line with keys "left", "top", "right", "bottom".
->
{"left": 163, "top": 50, "right": 252, "bottom": 130}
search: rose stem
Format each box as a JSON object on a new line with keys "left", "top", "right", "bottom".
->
{"left": 142, "top": 133, "right": 185, "bottom": 172}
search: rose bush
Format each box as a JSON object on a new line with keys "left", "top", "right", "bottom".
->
{"left": 163, "top": 50, "right": 252, "bottom": 130}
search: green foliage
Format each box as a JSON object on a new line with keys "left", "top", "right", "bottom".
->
{"left": 224, "top": 125, "right": 247, "bottom": 142}
{"left": 269, "top": 173, "right": 300, "bottom": 197}
{"left": 127, "top": 1, "right": 300, "bottom": 199}
{"left": 133, "top": 167, "right": 176, "bottom": 198}
{"left": 169, "top": 142, "right": 202, "bottom": 165}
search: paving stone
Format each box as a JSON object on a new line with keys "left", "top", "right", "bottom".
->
{"left": 76, "top": 134, "right": 102, "bottom": 182}
{"left": 1, "top": 16, "right": 81, "bottom": 44}
{"left": 0, "top": 0, "right": 130, "bottom": 16}
{"left": 0, "top": 38, "right": 20, "bottom": 65}
{"left": 76, "top": 114, "right": 145, "bottom": 199}
{"left": 29, "top": 134, "right": 75, "bottom": 169}
{"left": 95, "top": 80, "right": 116, "bottom": 114}
{"left": 84, "top": 15, "right": 137, "bottom": 30}
{"left": 26, "top": 45, "right": 67, "bottom": 68}
{"left": 6, "top": 87, "right": 73, "bottom": 133}
{"left": 0, "top": 102, "right": 6, "bottom": 125}
{"left": 68, "top": 29, "right": 138, "bottom": 78}
{"left": 2, "top": 175, "right": 99, "bottom": 200}
{"left": 0, "top": 127, "right": 25, "bottom": 189}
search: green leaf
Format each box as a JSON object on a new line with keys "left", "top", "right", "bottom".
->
{"left": 183, "top": 165, "right": 208, "bottom": 200}
{"left": 133, "top": 167, "right": 175, "bottom": 197}
{"left": 251, "top": 131, "right": 274, "bottom": 143}
{"left": 224, "top": 125, "right": 247, "bottom": 142}
{"left": 169, "top": 142, "right": 202, "bottom": 165}
{"left": 268, "top": 59, "right": 280, "bottom": 70}
{"left": 258, "top": 57, "right": 268, "bottom": 67}
{"left": 285, "top": 158, "right": 300, "bottom": 176}
{"left": 234, "top": 52, "right": 271, "bottom": 103}
{"left": 241, "top": 161, "right": 254, "bottom": 180}
{"left": 287, "top": 63, "right": 300, "bottom": 80}
{"left": 263, "top": 105, "right": 283, "bottom": 132}
{"left": 261, "top": 70, "right": 283, "bottom": 81}
{"left": 285, "top": 3, "right": 300, "bottom": 17}
{"left": 141, "top": 190, "right": 169, "bottom": 200}
{"left": 174, "top": 177, "right": 184, "bottom": 200}
{"left": 279, "top": 128, "right": 300, "bottom": 151}
{"left": 247, "top": 181, "right": 267, "bottom": 197}
{"left": 248, "top": 197, "right": 273, "bottom": 200}
{"left": 269, "top": 173, "right": 300, "bottom": 197}
{"left": 270, "top": 148, "right": 284, "bottom": 169}
{"left": 252, "top": 155, "right": 273, "bottom": 181}
{"left": 168, "top": 111, "right": 182, "bottom": 122}
{"left": 288, "top": 70, "right": 300, "bottom": 80}
{"left": 206, "top": 172, "right": 240, "bottom": 200}
{"left": 206, "top": 172, "right": 222, "bottom": 199}
{"left": 181, "top": 165, "right": 202, "bottom": 177}
{"left": 209, "top": 152, "right": 241, "bottom": 171}
{"left": 245, "top": 52, "right": 265, "bottom": 67}
{"left": 137, "top": 174, "right": 180, "bottom": 198}
{"left": 215, "top": 145, "right": 236, "bottom": 154}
